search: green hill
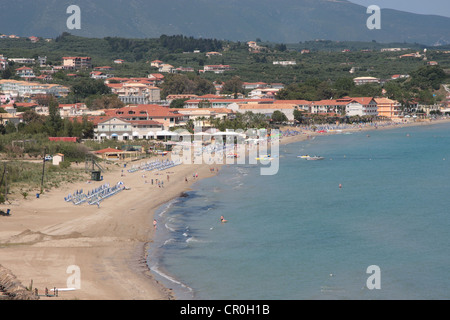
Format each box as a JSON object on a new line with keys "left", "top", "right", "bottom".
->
{"left": 1, "top": 0, "right": 450, "bottom": 45}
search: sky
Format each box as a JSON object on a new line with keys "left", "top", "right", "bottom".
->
{"left": 348, "top": 0, "right": 450, "bottom": 18}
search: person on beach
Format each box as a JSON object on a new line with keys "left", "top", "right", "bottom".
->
{"left": 153, "top": 219, "right": 157, "bottom": 229}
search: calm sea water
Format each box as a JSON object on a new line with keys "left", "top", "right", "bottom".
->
{"left": 147, "top": 123, "right": 450, "bottom": 300}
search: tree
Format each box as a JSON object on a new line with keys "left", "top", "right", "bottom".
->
{"left": 417, "top": 90, "right": 435, "bottom": 105}
{"left": 408, "top": 65, "right": 447, "bottom": 91}
{"left": 170, "top": 98, "right": 188, "bottom": 108}
{"left": 71, "top": 78, "right": 111, "bottom": 101}
{"left": 161, "top": 74, "right": 215, "bottom": 98}
{"left": 45, "top": 97, "right": 62, "bottom": 136}
{"left": 333, "top": 77, "right": 355, "bottom": 97}
{"left": 222, "top": 76, "right": 244, "bottom": 97}
{"left": 271, "top": 110, "right": 288, "bottom": 123}
{"left": 293, "top": 109, "right": 305, "bottom": 123}
{"left": 86, "top": 94, "right": 125, "bottom": 110}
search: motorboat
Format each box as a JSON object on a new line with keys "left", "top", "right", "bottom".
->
{"left": 305, "top": 156, "right": 324, "bottom": 161}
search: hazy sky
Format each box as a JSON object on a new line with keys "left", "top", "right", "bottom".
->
{"left": 349, "top": 0, "right": 450, "bottom": 18}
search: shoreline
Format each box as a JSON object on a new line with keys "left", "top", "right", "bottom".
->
{"left": 0, "top": 155, "right": 215, "bottom": 300}
{"left": 1, "top": 117, "right": 450, "bottom": 300}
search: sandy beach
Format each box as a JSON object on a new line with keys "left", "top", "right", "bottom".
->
{"left": 1, "top": 117, "right": 449, "bottom": 300}
{"left": 0, "top": 155, "right": 215, "bottom": 300}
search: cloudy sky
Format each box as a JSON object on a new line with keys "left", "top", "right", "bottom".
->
{"left": 349, "top": 0, "right": 450, "bottom": 18}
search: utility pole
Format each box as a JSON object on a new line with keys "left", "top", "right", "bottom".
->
{"left": 4, "top": 167, "right": 7, "bottom": 202}
{"left": 40, "top": 147, "right": 47, "bottom": 194}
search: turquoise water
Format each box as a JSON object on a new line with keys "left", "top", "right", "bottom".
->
{"left": 148, "top": 123, "right": 450, "bottom": 300}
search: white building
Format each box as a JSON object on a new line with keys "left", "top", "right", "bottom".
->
{"left": 158, "top": 64, "right": 176, "bottom": 73}
{"left": 273, "top": 61, "right": 296, "bottom": 66}
{"left": 0, "top": 79, "right": 70, "bottom": 98}
{"left": 202, "top": 65, "right": 233, "bottom": 74}
{"left": 8, "top": 58, "right": 35, "bottom": 64}
{"left": 95, "top": 117, "right": 164, "bottom": 141}
{"left": 345, "top": 97, "right": 378, "bottom": 116}
{"left": 353, "top": 77, "right": 380, "bottom": 85}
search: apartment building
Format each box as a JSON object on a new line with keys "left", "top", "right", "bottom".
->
{"left": 62, "top": 56, "right": 92, "bottom": 69}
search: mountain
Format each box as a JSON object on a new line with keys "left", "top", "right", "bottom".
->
{"left": 1, "top": 0, "right": 450, "bottom": 46}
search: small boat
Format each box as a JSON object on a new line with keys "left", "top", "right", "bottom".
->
{"left": 305, "top": 156, "right": 324, "bottom": 161}
{"left": 256, "top": 155, "right": 274, "bottom": 161}
{"left": 298, "top": 155, "right": 310, "bottom": 158}
{"left": 256, "top": 157, "right": 274, "bottom": 161}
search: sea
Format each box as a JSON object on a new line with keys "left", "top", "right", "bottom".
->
{"left": 147, "top": 122, "right": 450, "bottom": 300}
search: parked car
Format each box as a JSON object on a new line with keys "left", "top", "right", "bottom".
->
{"left": 44, "top": 155, "right": 53, "bottom": 161}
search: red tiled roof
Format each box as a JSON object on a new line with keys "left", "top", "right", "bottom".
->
{"left": 14, "top": 102, "right": 38, "bottom": 107}
{"left": 16, "top": 66, "right": 33, "bottom": 71}
{"left": 104, "top": 104, "right": 183, "bottom": 118}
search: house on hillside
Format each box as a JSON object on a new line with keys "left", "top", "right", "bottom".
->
{"left": 151, "top": 60, "right": 164, "bottom": 68}
{"left": 15, "top": 66, "right": 35, "bottom": 79}
{"left": 62, "top": 57, "right": 92, "bottom": 69}
{"left": 273, "top": 61, "right": 296, "bottom": 66}
{"left": 36, "top": 74, "right": 53, "bottom": 82}
{"left": 206, "top": 52, "right": 222, "bottom": 58}
{"left": 202, "top": 65, "right": 233, "bottom": 74}
{"left": 90, "top": 71, "right": 114, "bottom": 80}
{"left": 107, "top": 81, "right": 161, "bottom": 104}
{"left": 353, "top": 77, "right": 380, "bottom": 85}
{"left": 158, "top": 64, "right": 176, "bottom": 73}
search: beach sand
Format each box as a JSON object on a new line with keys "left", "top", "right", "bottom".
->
{"left": 1, "top": 117, "right": 449, "bottom": 300}
{"left": 0, "top": 156, "right": 214, "bottom": 300}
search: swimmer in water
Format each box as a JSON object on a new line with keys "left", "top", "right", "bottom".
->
{"left": 220, "top": 216, "right": 227, "bottom": 223}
